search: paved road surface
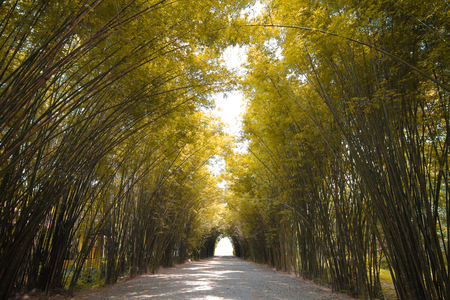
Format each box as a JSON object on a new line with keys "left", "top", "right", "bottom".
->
{"left": 76, "top": 256, "right": 351, "bottom": 300}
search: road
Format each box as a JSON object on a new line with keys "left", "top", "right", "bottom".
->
{"left": 76, "top": 256, "right": 351, "bottom": 300}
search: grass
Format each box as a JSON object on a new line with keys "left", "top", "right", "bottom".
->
{"left": 379, "top": 268, "right": 397, "bottom": 300}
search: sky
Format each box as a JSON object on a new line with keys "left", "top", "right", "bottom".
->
{"left": 209, "top": 48, "right": 246, "bottom": 254}
{"left": 208, "top": 47, "right": 248, "bottom": 175}
{"left": 212, "top": 46, "right": 248, "bottom": 137}
{"left": 211, "top": 1, "right": 263, "bottom": 138}
{"left": 209, "top": 3, "right": 264, "bottom": 255}
{"left": 208, "top": 2, "right": 263, "bottom": 175}
{"left": 215, "top": 237, "right": 234, "bottom": 256}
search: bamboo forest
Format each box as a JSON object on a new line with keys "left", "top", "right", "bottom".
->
{"left": 1, "top": 0, "right": 449, "bottom": 299}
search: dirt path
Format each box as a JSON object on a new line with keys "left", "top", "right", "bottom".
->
{"left": 74, "top": 256, "right": 352, "bottom": 300}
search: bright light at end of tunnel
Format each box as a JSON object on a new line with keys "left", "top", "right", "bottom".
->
{"left": 215, "top": 237, "right": 234, "bottom": 256}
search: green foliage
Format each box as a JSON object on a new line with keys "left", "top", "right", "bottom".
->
{"left": 75, "top": 267, "right": 104, "bottom": 290}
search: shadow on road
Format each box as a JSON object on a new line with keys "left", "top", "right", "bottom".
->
{"left": 76, "top": 256, "right": 350, "bottom": 300}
